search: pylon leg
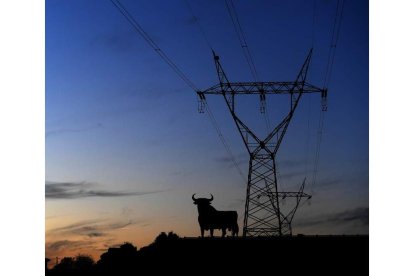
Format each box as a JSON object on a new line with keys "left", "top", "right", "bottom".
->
{"left": 243, "top": 152, "right": 291, "bottom": 237}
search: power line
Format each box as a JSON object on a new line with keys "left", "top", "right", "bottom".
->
{"left": 323, "top": 0, "right": 345, "bottom": 90}
{"left": 183, "top": 0, "right": 214, "bottom": 51}
{"left": 204, "top": 102, "right": 247, "bottom": 182}
{"left": 224, "top": 0, "right": 259, "bottom": 82}
{"left": 304, "top": 95, "right": 312, "bottom": 177}
{"left": 182, "top": 0, "right": 246, "bottom": 181}
{"left": 311, "top": 0, "right": 317, "bottom": 48}
{"left": 111, "top": 0, "right": 245, "bottom": 181}
{"left": 110, "top": 0, "right": 199, "bottom": 92}
{"left": 311, "top": 109, "right": 326, "bottom": 191}
{"left": 224, "top": 0, "right": 271, "bottom": 132}
{"left": 311, "top": 0, "right": 345, "bottom": 190}
{"left": 183, "top": 0, "right": 246, "bottom": 181}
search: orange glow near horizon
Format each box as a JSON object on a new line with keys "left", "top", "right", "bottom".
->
{"left": 46, "top": 223, "right": 194, "bottom": 268}
{"left": 45, "top": 201, "right": 201, "bottom": 267}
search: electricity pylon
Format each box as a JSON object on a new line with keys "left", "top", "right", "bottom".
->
{"left": 198, "top": 49, "right": 327, "bottom": 237}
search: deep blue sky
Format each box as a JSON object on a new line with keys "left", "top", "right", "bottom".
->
{"left": 46, "top": 0, "right": 368, "bottom": 260}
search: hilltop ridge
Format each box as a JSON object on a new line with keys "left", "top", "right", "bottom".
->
{"left": 47, "top": 234, "right": 368, "bottom": 275}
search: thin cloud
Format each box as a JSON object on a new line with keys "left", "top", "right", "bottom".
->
{"left": 45, "top": 237, "right": 118, "bottom": 259}
{"left": 51, "top": 219, "right": 106, "bottom": 232}
{"left": 46, "top": 239, "right": 96, "bottom": 252}
{"left": 296, "top": 207, "right": 369, "bottom": 228}
{"left": 49, "top": 218, "right": 141, "bottom": 239}
{"left": 45, "top": 181, "right": 163, "bottom": 199}
{"left": 87, "top": 232, "right": 106, "bottom": 238}
{"left": 46, "top": 123, "right": 103, "bottom": 138}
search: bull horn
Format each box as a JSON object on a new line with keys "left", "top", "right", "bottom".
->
{"left": 209, "top": 194, "right": 214, "bottom": 201}
{"left": 192, "top": 193, "right": 197, "bottom": 201}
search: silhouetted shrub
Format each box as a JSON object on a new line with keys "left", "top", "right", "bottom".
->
{"left": 74, "top": 254, "right": 94, "bottom": 271}
{"left": 96, "top": 242, "right": 139, "bottom": 275}
{"left": 53, "top": 257, "right": 74, "bottom": 272}
{"left": 154, "top": 231, "right": 179, "bottom": 244}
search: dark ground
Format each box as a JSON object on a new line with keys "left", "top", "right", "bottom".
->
{"left": 47, "top": 234, "right": 368, "bottom": 275}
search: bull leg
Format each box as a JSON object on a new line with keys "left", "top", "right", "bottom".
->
{"left": 233, "top": 225, "right": 239, "bottom": 237}
{"left": 201, "top": 227, "right": 204, "bottom": 238}
{"left": 210, "top": 228, "right": 214, "bottom": 237}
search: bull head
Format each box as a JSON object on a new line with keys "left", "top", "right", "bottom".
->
{"left": 192, "top": 193, "right": 213, "bottom": 205}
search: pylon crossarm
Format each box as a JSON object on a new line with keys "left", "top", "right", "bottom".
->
{"left": 281, "top": 179, "right": 311, "bottom": 226}
{"left": 201, "top": 81, "right": 324, "bottom": 95}
{"left": 259, "top": 191, "right": 311, "bottom": 203}
{"left": 276, "top": 192, "right": 312, "bottom": 198}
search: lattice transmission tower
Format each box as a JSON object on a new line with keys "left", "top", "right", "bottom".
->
{"left": 198, "top": 49, "right": 327, "bottom": 237}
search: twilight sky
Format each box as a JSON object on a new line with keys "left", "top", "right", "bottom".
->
{"left": 46, "top": 0, "right": 368, "bottom": 261}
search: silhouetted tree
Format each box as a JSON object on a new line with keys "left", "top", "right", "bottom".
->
{"left": 74, "top": 254, "right": 94, "bottom": 273}
{"left": 53, "top": 257, "right": 74, "bottom": 271}
{"left": 154, "top": 231, "right": 168, "bottom": 243}
{"left": 96, "top": 242, "right": 139, "bottom": 275}
{"left": 119, "top": 241, "right": 137, "bottom": 252}
{"left": 167, "top": 231, "right": 179, "bottom": 240}
{"left": 154, "top": 231, "right": 179, "bottom": 244}
{"left": 51, "top": 255, "right": 95, "bottom": 276}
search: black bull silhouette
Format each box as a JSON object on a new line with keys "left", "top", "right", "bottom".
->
{"left": 192, "top": 194, "right": 239, "bottom": 237}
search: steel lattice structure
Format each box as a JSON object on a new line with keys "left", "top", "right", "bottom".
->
{"left": 198, "top": 49, "right": 327, "bottom": 236}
